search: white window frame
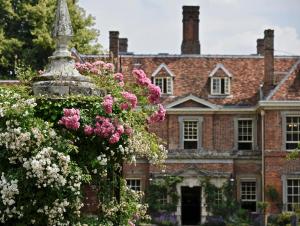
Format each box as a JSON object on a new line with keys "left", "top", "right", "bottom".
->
{"left": 234, "top": 117, "right": 257, "bottom": 151}
{"left": 179, "top": 116, "right": 203, "bottom": 150}
{"left": 238, "top": 118, "right": 254, "bottom": 150}
{"left": 282, "top": 175, "right": 300, "bottom": 212}
{"left": 154, "top": 77, "right": 173, "bottom": 95}
{"left": 240, "top": 179, "right": 257, "bottom": 211}
{"left": 126, "top": 178, "right": 141, "bottom": 191}
{"left": 285, "top": 115, "right": 300, "bottom": 150}
{"left": 210, "top": 77, "right": 230, "bottom": 95}
{"left": 281, "top": 112, "right": 300, "bottom": 151}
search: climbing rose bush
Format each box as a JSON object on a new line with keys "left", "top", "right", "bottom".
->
{"left": 70, "top": 61, "right": 167, "bottom": 165}
{"left": 0, "top": 88, "right": 83, "bottom": 226}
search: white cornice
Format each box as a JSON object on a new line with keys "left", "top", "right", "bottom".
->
{"left": 166, "top": 94, "right": 219, "bottom": 109}
{"left": 166, "top": 107, "right": 256, "bottom": 114}
{"left": 259, "top": 100, "right": 300, "bottom": 108}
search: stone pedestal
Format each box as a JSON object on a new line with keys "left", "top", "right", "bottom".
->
{"left": 32, "top": 56, "right": 102, "bottom": 96}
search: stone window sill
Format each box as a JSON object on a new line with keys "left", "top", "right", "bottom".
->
{"left": 208, "top": 94, "right": 233, "bottom": 99}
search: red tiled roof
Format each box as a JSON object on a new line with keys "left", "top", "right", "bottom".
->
{"left": 82, "top": 54, "right": 299, "bottom": 106}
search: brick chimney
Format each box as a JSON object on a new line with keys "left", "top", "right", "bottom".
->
{"left": 256, "top": 38, "right": 264, "bottom": 55}
{"left": 119, "top": 38, "right": 128, "bottom": 53}
{"left": 263, "top": 29, "right": 274, "bottom": 95}
{"left": 109, "top": 31, "right": 119, "bottom": 57}
{"left": 181, "top": 6, "right": 201, "bottom": 55}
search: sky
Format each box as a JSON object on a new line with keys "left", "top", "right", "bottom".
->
{"left": 78, "top": 0, "right": 300, "bottom": 55}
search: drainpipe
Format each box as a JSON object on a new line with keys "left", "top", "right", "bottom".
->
{"left": 261, "top": 110, "right": 265, "bottom": 202}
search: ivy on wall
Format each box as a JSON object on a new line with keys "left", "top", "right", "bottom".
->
{"left": 146, "top": 175, "right": 182, "bottom": 225}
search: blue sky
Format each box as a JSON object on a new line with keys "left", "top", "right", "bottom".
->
{"left": 78, "top": 0, "right": 300, "bottom": 55}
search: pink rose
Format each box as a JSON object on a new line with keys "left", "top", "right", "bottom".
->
{"left": 109, "top": 133, "right": 120, "bottom": 144}
{"left": 84, "top": 125, "right": 94, "bottom": 136}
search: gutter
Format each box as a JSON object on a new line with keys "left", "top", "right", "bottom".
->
{"left": 261, "top": 110, "right": 265, "bottom": 202}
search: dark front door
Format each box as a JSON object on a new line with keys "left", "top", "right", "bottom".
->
{"left": 181, "top": 186, "right": 201, "bottom": 225}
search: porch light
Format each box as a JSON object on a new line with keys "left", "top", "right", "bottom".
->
{"left": 229, "top": 173, "right": 235, "bottom": 184}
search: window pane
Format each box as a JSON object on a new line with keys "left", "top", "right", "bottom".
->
{"left": 224, "top": 78, "right": 230, "bottom": 94}
{"left": 238, "top": 143, "right": 252, "bottom": 150}
{"left": 163, "top": 78, "right": 167, "bottom": 94}
{"left": 212, "top": 78, "right": 220, "bottom": 94}
{"left": 184, "top": 141, "right": 198, "bottom": 149}
{"left": 286, "top": 117, "right": 300, "bottom": 150}
{"left": 166, "top": 78, "right": 172, "bottom": 94}
{"left": 221, "top": 78, "right": 225, "bottom": 94}
{"left": 287, "top": 179, "right": 300, "bottom": 211}
{"left": 238, "top": 119, "right": 253, "bottom": 150}
{"left": 154, "top": 78, "right": 163, "bottom": 93}
{"left": 126, "top": 179, "right": 141, "bottom": 191}
{"left": 241, "top": 181, "right": 256, "bottom": 212}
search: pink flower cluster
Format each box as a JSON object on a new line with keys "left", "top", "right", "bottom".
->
{"left": 148, "top": 84, "right": 161, "bottom": 104}
{"left": 132, "top": 69, "right": 151, "bottom": 87}
{"left": 132, "top": 69, "right": 161, "bottom": 104}
{"left": 114, "top": 73, "right": 124, "bottom": 82}
{"left": 114, "top": 72, "right": 124, "bottom": 87}
{"left": 58, "top": 108, "right": 80, "bottom": 130}
{"left": 147, "top": 104, "right": 166, "bottom": 124}
{"left": 75, "top": 61, "right": 114, "bottom": 75}
{"left": 83, "top": 117, "right": 133, "bottom": 144}
{"left": 102, "top": 95, "right": 114, "bottom": 114}
{"left": 121, "top": 92, "right": 138, "bottom": 110}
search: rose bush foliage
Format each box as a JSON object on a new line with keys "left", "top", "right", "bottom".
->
{"left": 0, "top": 88, "right": 83, "bottom": 225}
{"left": 0, "top": 60, "right": 167, "bottom": 225}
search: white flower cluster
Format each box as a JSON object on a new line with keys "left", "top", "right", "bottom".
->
{"left": 127, "top": 131, "right": 168, "bottom": 164}
{"left": 0, "top": 125, "right": 31, "bottom": 158}
{"left": 37, "top": 199, "right": 70, "bottom": 226}
{"left": 0, "top": 89, "right": 36, "bottom": 118}
{"left": 0, "top": 107, "right": 4, "bottom": 118}
{"left": 23, "top": 147, "right": 70, "bottom": 188}
{"left": 0, "top": 173, "right": 23, "bottom": 223}
{"left": 118, "top": 144, "right": 134, "bottom": 156}
{"left": 97, "top": 154, "right": 108, "bottom": 166}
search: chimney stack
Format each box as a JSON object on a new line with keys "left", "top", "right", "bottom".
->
{"left": 119, "top": 38, "right": 128, "bottom": 53}
{"left": 109, "top": 31, "right": 119, "bottom": 58}
{"left": 263, "top": 29, "right": 274, "bottom": 95}
{"left": 256, "top": 38, "right": 264, "bottom": 55}
{"left": 181, "top": 6, "right": 200, "bottom": 55}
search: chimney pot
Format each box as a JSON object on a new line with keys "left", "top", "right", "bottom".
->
{"left": 256, "top": 38, "right": 264, "bottom": 55}
{"left": 109, "top": 31, "right": 119, "bottom": 57}
{"left": 181, "top": 6, "right": 201, "bottom": 55}
{"left": 119, "top": 38, "right": 128, "bottom": 53}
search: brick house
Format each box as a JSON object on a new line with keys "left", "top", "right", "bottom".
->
{"left": 81, "top": 6, "right": 300, "bottom": 225}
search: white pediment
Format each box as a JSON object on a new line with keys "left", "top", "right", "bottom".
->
{"left": 151, "top": 63, "right": 175, "bottom": 77}
{"left": 208, "top": 63, "right": 233, "bottom": 77}
{"left": 166, "top": 94, "right": 219, "bottom": 109}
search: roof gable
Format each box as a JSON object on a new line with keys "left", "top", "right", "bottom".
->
{"left": 209, "top": 63, "right": 233, "bottom": 78}
{"left": 267, "top": 59, "right": 300, "bottom": 100}
{"left": 151, "top": 63, "right": 175, "bottom": 77}
{"left": 166, "top": 94, "right": 219, "bottom": 109}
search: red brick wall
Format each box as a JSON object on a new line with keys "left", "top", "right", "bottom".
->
{"left": 264, "top": 110, "right": 282, "bottom": 151}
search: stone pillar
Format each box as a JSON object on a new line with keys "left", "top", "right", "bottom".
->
{"left": 181, "top": 6, "right": 201, "bottom": 55}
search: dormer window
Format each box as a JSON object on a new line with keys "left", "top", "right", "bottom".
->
{"left": 211, "top": 77, "right": 230, "bottom": 95}
{"left": 151, "top": 63, "right": 175, "bottom": 95}
{"left": 209, "top": 63, "right": 232, "bottom": 96}
{"left": 154, "top": 77, "right": 173, "bottom": 94}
